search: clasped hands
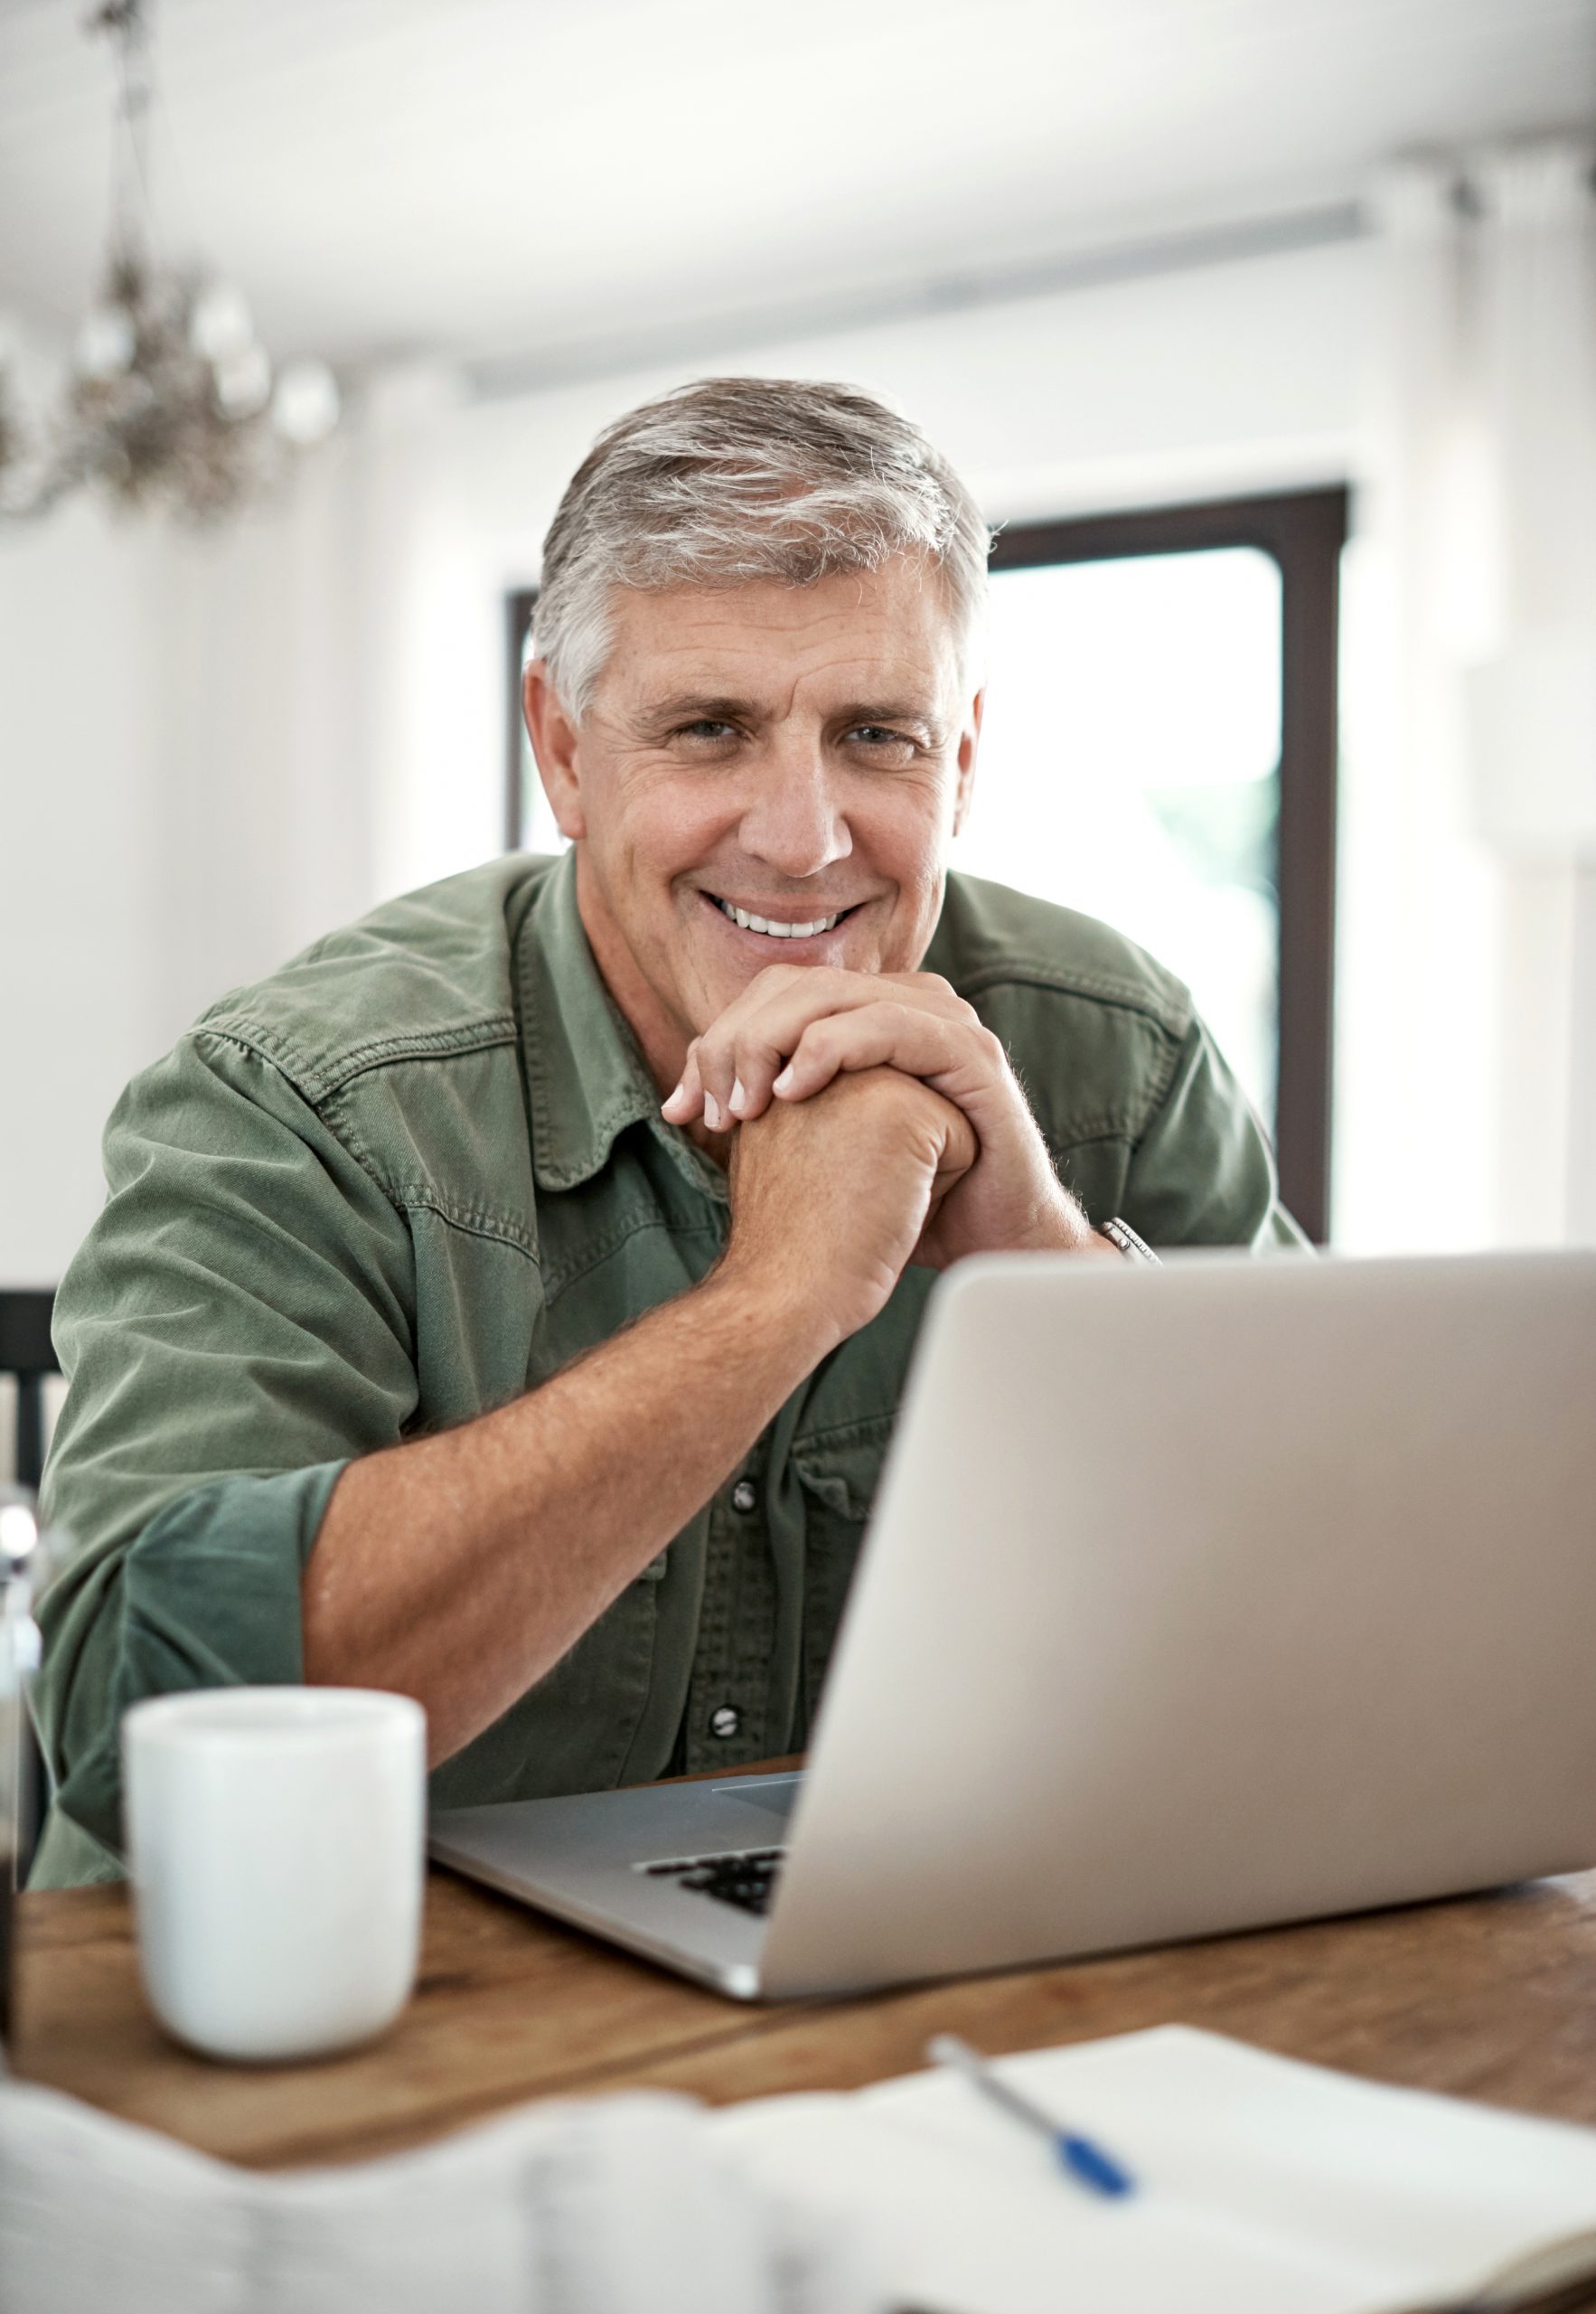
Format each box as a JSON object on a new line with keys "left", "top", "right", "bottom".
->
{"left": 662, "top": 966, "right": 1103, "bottom": 1304}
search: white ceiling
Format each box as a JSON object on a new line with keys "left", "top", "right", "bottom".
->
{"left": 0, "top": 0, "right": 1591, "bottom": 377}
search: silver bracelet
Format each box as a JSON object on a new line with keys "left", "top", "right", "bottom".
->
{"left": 1099, "top": 1216, "right": 1160, "bottom": 1265}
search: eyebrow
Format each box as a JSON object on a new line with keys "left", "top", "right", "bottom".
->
{"left": 831, "top": 699, "right": 942, "bottom": 730}
{"left": 642, "top": 692, "right": 942, "bottom": 730}
{"left": 643, "top": 694, "right": 756, "bottom": 726}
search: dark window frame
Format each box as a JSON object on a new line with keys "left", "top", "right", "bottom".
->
{"left": 505, "top": 483, "right": 1346, "bottom": 1240}
{"left": 505, "top": 586, "right": 538, "bottom": 855}
{"left": 987, "top": 488, "right": 1347, "bottom": 1244}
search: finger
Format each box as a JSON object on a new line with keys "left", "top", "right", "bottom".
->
{"left": 708, "top": 1012, "right": 791, "bottom": 1125}
{"left": 730, "top": 971, "right": 976, "bottom": 1118}
{"left": 661, "top": 1043, "right": 705, "bottom": 1124}
{"left": 914, "top": 1098, "right": 979, "bottom": 1268}
{"left": 931, "top": 1092, "right": 980, "bottom": 1181}
{"left": 719, "top": 966, "right": 879, "bottom": 1120}
{"left": 683, "top": 966, "right": 801, "bottom": 1125}
{"left": 772, "top": 1003, "right": 973, "bottom": 1105}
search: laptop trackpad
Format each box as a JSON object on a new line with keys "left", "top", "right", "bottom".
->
{"left": 709, "top": 1773, "right": 802, "bottom": 1824}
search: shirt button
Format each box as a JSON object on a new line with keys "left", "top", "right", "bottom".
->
{"left": 709, "top": 1706, "right": 740, "bottom": 1740}
{"left": 730, "top": 1479, "right": 757, "bottom": 1515}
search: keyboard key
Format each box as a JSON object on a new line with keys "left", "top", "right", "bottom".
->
{"left": 637, "top": 1847, "right": 786, "bottom": 1916}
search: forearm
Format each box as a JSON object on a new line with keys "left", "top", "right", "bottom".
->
{"left": 302, "top": 1265, "right": 824, "bottom": 1764}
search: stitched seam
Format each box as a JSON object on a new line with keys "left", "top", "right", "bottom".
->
{"left": 1130, "top": 1018, "right": 1190, "bottom": 1145}
{"left": 542, "top": 1208, "right": 722, "bottom": 1301}
{"left": 519, "top": 945, "right": 651, "bottom": 1192}
{"left": 1044, "top": 1108, "right": 1143, "bottom": 1145}
{"left": 792, "top": 1408, "right": 897, "bottom": 1458}
{"left": 955, "top": 958, "right": 1190, "bottom": 1036}
{"left": 317, "top": 1087, "right": 539, "bottom": 1254}
{"left": 203, "top": 1015, "right": 519, "bottom": 1103}
{"left": 192, "top": 1030, "right": 405, "bottom": 1219}
{"left": 398, "top": 1198, "right": 540, "bottom": 1260}
{"left": 535, "top": 1102, "right": 660, "bottom": 1192}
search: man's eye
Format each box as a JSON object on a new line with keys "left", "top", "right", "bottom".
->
{"left": 674, "top": 720, "right": 737, "bottom": 744}
{"left": 848, "top": 726, "right": 918, "bottom": 756}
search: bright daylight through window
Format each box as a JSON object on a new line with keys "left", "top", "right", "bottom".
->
{"left": 955, "top": 548, "right": 1282, "bottom": 1133}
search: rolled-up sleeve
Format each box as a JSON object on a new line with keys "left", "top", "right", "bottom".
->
{"left": 33, "top": 1030, "right": 419, "bottom": 1880}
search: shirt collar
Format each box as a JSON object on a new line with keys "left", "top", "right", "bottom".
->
{"left": 516, "top": 848, "right": 722, "bottom": 1200}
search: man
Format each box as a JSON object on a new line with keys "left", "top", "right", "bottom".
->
{"left": 33, "top": 377, "right": 1300, "bottom": 1886}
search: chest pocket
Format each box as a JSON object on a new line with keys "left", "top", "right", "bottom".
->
{"left": 791, "top": 1414, "right": 894, "bottom": 1730}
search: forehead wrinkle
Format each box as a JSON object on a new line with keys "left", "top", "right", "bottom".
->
{"left": 599, "top": 565, "right": 967, "bottom": 729}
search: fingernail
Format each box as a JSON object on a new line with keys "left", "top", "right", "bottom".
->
{"left": 773, "top": 1066, "right": 794, "bottom": 1095}
{"left": 662, "top": 1082, "right": 685, "bottom": 1115}
{"left": 728, "top": 1077, "right": 746, "bottom": 1116}
{"left": 703, "top": 1093, "right": 722, "bottom": 1131}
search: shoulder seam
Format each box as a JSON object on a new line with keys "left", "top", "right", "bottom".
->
{"left": 192, "top": 1025, "right": 540, "bottom": 1251}
{"left": 953, "top": 955, "right": 1191, "bottom": 1037}
{"left": 198, "top": 1012, "right": 520, "bottom": 1104}
{"left": 191, "top": 1026, "right": 404, "bottom": 1218}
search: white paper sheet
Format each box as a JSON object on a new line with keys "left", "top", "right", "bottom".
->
{"left": 713, "top": 2026, "right": 1596, "bottom": 2314}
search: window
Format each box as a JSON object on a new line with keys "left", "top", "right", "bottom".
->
{"left": 962, "top": 546, "right": 1282, "bottom": 1128}
{"left": 983, "top": 493, "right": 1346, "bottom": 1242}
{"left": 506, "top": 485, "right": 1344, "bottom": 1238}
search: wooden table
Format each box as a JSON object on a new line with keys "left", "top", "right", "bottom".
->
{"left": 15, "top": 1858, "right": 1596, "bottom": 2174}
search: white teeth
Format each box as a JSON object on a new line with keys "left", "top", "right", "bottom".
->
{"left": 714, "top": 898, "right": 844, "bottom": 938}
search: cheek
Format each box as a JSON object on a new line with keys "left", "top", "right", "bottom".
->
{"left": 604, "top": 783, "right": 714, "bottom": 898}
{"left": 872, "top": 780, "right": 955, "bottom": 891}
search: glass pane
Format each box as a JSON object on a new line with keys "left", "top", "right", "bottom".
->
{"left": 954, "top": 548, "right": 1282, "bottom": 1131}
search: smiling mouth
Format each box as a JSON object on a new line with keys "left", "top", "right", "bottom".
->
{"left": 707, "top": 894, "right": 859, "bottom": 940}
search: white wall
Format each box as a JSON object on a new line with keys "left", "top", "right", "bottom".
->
{"left": 5, "top": 235, "right": 1374, "bottom": 1283}
{"left": 1, "top": 494, "right": 164, "bottom": 1285}
{"left": 1, "top": 323, "right": 380, "bottom": 1281}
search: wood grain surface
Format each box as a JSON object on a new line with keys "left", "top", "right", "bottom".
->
{"left": 15, "top": 1861, "right": 1596, "bottom": 2172}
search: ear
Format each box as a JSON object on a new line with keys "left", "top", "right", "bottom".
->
{"left": 952, "top": 685, "right": 983, "bottom": 840}
{"left": 523, "top": 660, "right": 587, "bottom": 842}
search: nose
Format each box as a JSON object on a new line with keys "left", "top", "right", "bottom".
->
{"left": 737, "top": 743, "right": 853, "bottom": 880}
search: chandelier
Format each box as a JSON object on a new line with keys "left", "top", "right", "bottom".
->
{"left": 0, "top": 0, "right": 340, "bottom": 525}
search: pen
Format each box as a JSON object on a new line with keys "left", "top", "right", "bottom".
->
{"left": 926, "top": 2034, "right": 1136, "bottom": 2199}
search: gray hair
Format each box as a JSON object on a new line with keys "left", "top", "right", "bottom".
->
{"left": 532, "top": 376, "right": 991, "bottom": 718}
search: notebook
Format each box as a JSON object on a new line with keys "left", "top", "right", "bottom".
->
{"left": 7, "top": 2023, "right": 1596, "bottom": 2312}
{"left": 711, "top": 2025, "right": 1596, "bottom": 2314}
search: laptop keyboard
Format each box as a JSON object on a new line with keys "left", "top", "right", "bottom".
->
{"left": 641, "top": 1847, "right": 787, "bottom": 1916}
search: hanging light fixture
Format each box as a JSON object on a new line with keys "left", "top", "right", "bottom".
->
{"left": 0, "top": 0, "right": 340, "bottom": 524}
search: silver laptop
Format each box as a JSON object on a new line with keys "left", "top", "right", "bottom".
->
{"left": 430, "top": 1249, "right": 1596, "bottom": 2000}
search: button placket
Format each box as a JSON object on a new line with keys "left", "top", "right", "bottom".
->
{"left": 681, "top": 1464, "right": 775, "bottom": 1772}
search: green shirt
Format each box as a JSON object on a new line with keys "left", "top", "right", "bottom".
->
{"left": 33, "top": 851, "right": 1301, "bottom": 1886}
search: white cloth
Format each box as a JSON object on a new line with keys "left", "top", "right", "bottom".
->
{"left": 0, "top": 2075, "right": 878, "bottom": 2314}
{"left": 1341, "top": 136, "right": 1596, "bottom": 1254}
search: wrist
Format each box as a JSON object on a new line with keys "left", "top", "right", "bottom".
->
{"left": 697, "top": 1251, "right": 844, "bottom": 1376}
{"left": 1011, "top": 1186, "right": 1110, "bottom": 1256}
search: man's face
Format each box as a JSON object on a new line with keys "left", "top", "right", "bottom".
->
{"left": 525, "top": 554, "right": 982, "bottom": 1088}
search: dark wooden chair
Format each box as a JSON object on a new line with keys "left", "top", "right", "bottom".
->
{"left": 0, "top": 1290, "right": 59, "bottom": 1491}
{"left": 0, "top": 1295, "right": 59, "bottom": 1899}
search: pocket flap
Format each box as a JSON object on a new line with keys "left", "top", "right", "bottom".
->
{"left": 791, "top": 1416, "right": 894, "bottom": 1522}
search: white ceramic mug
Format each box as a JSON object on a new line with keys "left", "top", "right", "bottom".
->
{"left": 122, "top": 1686, "right": 427, "bottom": 2064}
